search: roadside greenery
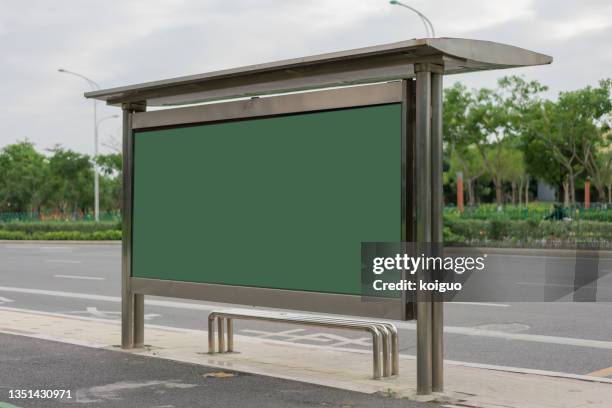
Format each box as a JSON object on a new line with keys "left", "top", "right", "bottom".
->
{"left": 0, "top": 143, "right": 121, "bottom": 216}
{"left": 444, "top": 77, "right": 611, "bottom": 206}
{"left": 444, "top": 204, "right": 612, "bottom": 247}
{"left": 0, "top": 221, "right": 121, "bottom": 240}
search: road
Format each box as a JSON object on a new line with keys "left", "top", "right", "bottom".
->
{"left": 0, "top": 242, "right": 611, "bottom": 379}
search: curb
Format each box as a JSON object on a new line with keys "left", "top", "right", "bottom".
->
{"left": 447, "top": 246, "right": 612, "bottom": 258}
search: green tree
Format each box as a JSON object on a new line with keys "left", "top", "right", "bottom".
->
{"left": 0, "top": 141, "right": 48, "bottom": 213}
{"left": 47, "top": 146, "right": 94, "bottom": 216}
{"left": 96, "top": 153, "right": 122, "bottom": 212}
{"left": 446, "top": 77, "right": 546, "bottom": 206}
{"left": 449, "top": 145, "right": 484, "bottom": 206}
{"left": 524, "top": 79, "right": 611, "bottom": 204}
{"left": 501, "top": 148, "right": 527, "bottom": 205}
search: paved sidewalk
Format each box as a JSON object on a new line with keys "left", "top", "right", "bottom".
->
{"left": 1, "top": 308, "right": 611, "bottom": 407}
{"left": 0, "top": 333, "right": 436, "bottom": 408}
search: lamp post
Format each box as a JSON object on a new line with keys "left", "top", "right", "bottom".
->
{"left": 58, "top": 69, "right": 104, "bottom": 221}
{"left": 389, "top": 0, "right": 436, "bottom": 38}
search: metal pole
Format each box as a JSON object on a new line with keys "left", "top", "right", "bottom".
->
{"left": 57, "top": 69, "right": 101, "bottom": 221}
{"left": 121, "top": 102, "right": 146, "bottom": 349}
{"left": 218, "top": 317, "right": 225, "bottom": 352}
{"left": 208, "top": 316, "right": 216, "bottom": 353}
{"left": 93, "top": 100, "right": 99, "bottom": 221}
{"left": 227, "top": 318, "right": 234, "bottom": 352}
{"left": 133, "top": 294, "right": 145, "bottom": 347}
{"left": 121, "top": 105, "right": 134, "bottom": 349}
{"left": 431, "top": 71, "right": 444, "bottom": 392}
{"left": 415, "top": 64, "right": 432, "bottom": 395}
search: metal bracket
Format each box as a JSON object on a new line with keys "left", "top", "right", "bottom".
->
{"left": 414, "top": 62, "right": 444, "bottom": 74}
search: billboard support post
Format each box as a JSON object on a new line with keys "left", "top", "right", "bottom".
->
{"left": 431, "top": 70, "right": 444, "bottom": 392}
{"left": 121, "top": 101, "right": 146, "bottom": 349}
{"left": 415, "top": 63, "right": 433, "bottom": 395}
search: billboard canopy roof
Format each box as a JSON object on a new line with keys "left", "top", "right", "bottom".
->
{"left": 86, "top": 37, "right": 552, "bottom": 107}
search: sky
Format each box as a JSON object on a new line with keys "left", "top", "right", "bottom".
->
{"left": 1, "top": 0, "right": 611, "bottom": 155}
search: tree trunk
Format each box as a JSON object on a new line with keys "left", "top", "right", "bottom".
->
{"left": 567, "top": 172, "right": 576, "bottom": 205}
{"left": 467, "top": 179, "right": 476, "bottom": 206}
{"left": 563, "top": 179, "right": 570, "bottom": 207}
{"left": 597, "top": 186, "right": 605, "bottom": 203}
{"left": 511, "top": 182, "right": 517, "bottom": 206}
{"left": 495, "top": 178, "right": 503, "bottom": 207}
{"left": 525, "top": 177, "right": 530, "bottom": 205}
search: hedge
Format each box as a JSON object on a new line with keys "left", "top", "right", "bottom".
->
{"left": 0, "top": 230, "right": 121, "bottom": 240}
{"left": 0, "top": 221, "right": 121, "bottom": 240}
{"left": 444, "top": 217, "right": 612, "bottom": 247}
{"left": 0, "top": 221, "right": 120, "bottom": 234}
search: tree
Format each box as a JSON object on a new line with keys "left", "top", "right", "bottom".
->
{"left": 465, "top": 76, "right": 547, "bottom": 206}
{"left": 577, "top": 80, "right": 612, "bottom": 202}
{"left": 0, "top": 141, "right": 48, "bottom": 213}
{"left": 525, "top": 80, "right": 611, "bottom": 204}
{"left": 449, "top": 145, "right": 484, "bottom": 206}
{"left": 96, "top": 153, "right": 122, "bottom": 212}
{"left": 47, "top": 146, "right": 94, "bottom": 216}
{"left": 444, "top": 84, "right": 484, "bottom": 205}
{"left": 500, "top": 147, "right": 527, "bottom": 205}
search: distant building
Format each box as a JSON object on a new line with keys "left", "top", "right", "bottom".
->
{"left": 537, "top": 180, "right": 556, "bottom": 202}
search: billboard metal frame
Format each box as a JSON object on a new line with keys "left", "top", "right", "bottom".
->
{"left": 121, "top": 82, "right": 414, "bottom": 349}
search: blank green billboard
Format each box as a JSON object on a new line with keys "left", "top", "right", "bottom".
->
{"left": 132, "top": 103, "right": 401, "bottom": 295}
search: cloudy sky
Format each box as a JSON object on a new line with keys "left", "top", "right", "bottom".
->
{"left": 1, "top": 0, "right": 611, "bottom": 155}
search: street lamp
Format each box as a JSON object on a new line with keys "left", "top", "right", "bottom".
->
{"left": 58, "top": 69, "right": 105, "bottom": 221}
{"left": 389, "top": 0, "right": 436, "bottom": 38}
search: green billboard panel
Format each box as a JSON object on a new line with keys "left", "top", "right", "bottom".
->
{"left": 132, "top": 103, "right": 401, "bottom": 295}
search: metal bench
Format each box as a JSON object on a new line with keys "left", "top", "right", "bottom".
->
{"left": 207, "top": 309, "right": 398, "bottom": 379}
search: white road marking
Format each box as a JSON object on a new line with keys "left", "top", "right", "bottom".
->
{"left": 450, "top": 302, "right": 510, "bottom": 308}
{"left": 1, "top": 286, "right": 611, "bottom": 350}
{"left": 0, "top": 286, "right": 213, "bottom": 310}
{"left": 242, "top": 329, "right": 371, "bottom": 347}
{"left": 54, "top": 274, "right": 104, "bottom": 280}
{"left": 242, "top": 329, "right": 329, "bottom": 343}
{"left": 0, "top": 296, "right": 14, "bottom": 304}
{"left": 77, "top": 380, "right": 196, "bottom": 403}
{"left": 46, "top": 259, "right": 82, "bottom": 264}
{"left": 68, "top": 307, "right": 160, "bottom": 320}
{"left": 40, "top": 247, "right": 75, "bottom": 252}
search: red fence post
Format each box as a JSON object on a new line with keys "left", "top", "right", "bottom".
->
{"left": 585, "top": 177, "right": 591, "bottom": 210}
{"left": 456, "top": 172, "right": 464, "bottom": 213}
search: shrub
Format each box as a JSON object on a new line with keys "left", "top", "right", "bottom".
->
{"left": 0, "top": 229, "right": 121, "bottom": 241}
{"left": 444, "top": 216, "right": 612, "bottom": 247}
{"left": 0, "top": 221, "right": 120, "bottom": 234}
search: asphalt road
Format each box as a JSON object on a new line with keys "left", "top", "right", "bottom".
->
{"left": 0, "top": 333, "right": 437, "bottom": 408}
{"left": 0, "top": 243, "right": 611, "bottom": 378}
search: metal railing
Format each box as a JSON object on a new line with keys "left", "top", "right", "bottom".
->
{"left": 207, "top": 309, "right": 398, "bottom": 379}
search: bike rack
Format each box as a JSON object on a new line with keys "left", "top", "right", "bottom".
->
{"left": 207, "top": 310, "right": 399, "bottom": 379}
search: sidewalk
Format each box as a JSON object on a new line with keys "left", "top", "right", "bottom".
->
{"left": 0, "top": 333, "right": 434, "bottom": 408}
{"left": 1, "top": 307, "right": 611, "bottom": 407}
